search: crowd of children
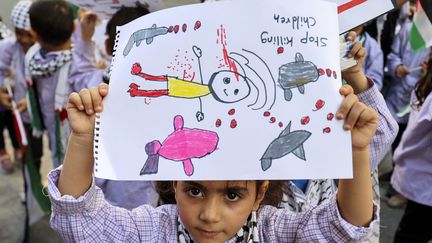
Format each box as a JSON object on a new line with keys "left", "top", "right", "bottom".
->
{"left": 0, "top": 0, "right": 431, "bottom": 242}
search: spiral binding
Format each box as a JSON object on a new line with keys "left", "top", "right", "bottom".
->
{"left": 94, "top": 28, "right": 121, "bottom": 173}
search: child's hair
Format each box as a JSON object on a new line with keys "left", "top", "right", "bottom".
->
{"left": 29, "top": 0, "right": 74, "bottom": 46}
{"left": 414, "top": 58, "right": 432, "bottom": 108}
{"left": 156, "top": 180, "right": 284, "bottom": 207}
{"left": 105, "top": 3, "right": 150, "bottom": 53}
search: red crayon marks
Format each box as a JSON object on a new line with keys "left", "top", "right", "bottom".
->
{"left": 230, "top": 119, "right": 237, "bottom": 128}
{"left": 301, "top": 116, "right": 310, "bottom": 125}
{"left": 194, "top": 21, "right": 201, "bottom": 30}
{"left": 168, "top": 26, "right": 173, "bottom": 33}
{"left": 333, "top": 71, "right": 337, "bottom": 79}
{"left": 217, "top": 25, "right": 239, "bottom": 80}
{"left": 326, "top": 68, "right": 332, "bottom": 77}
{"left": 182, "top": 24, "right": 187, "bottom": 32}
{"left": 338, "top": 0, "right": 367, "bottom": 14}
{"left": 174, "top": 25, "right": 179, "bottom": 33}
{"left": 270, "top": 117, "right": 276, "bottom": 123}
{"left": 323, "top": 127, "right": 331, "bottom": 133}
{"left": 313, "top": 99, "right": 325, "bottom": 111}
{"left": 228, "top": 108, "right": 235, "bottom": 115}
{"left": 278, "top": 121, "right": 284, "bottom": 127}
{"left": 327, "top": 112, "right": 334, "bottom": 121}
{"left": 277, "top": 47, "right": 284, "bottom": 54}
{"left": 263, "top": 111, "right": 271, "bottom": 117}
{"left": 215, "top": 119, "right": 222, "bottom": 127}
{"left": 318, "top": 68, "right": 325, "bottom": 76}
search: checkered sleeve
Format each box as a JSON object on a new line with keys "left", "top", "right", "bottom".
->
{"left": 258, "top": 194, "right": 379, "bottom": 242}
{"left": 48, "top": 167, "right": 179, "bottom": 242}
{"left": 357, "top": 80, "right": 398, "bottom": 170}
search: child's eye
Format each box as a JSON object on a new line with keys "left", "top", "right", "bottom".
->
{"left": 187, "top": 188, "right": 203, "bottom": 198}
{"left": 225, "top": 192, "right": 241, "bottom": 201}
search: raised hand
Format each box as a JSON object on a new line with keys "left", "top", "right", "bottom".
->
{"left": 66, "top": 83, "right": 108, "bottom": 137}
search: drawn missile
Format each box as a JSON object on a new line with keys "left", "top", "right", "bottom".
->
{"left": 123, "top": 24, "right": 169, "bottom": 56}
{"left": 260, "top": 122, "right": 312, "bottom": 171}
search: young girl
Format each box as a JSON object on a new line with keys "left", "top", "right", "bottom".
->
{"left": 47, "top": 78, "right": 378, "bottom": 242}
{"left": 391, "top": 57, "right": 432, "bottom": 242}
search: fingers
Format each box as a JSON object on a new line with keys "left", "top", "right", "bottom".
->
{"left": 67, "top": 84, "right": 108, "bottom": 114}
{"left": 345, "top": 31, "right": 356, "bottom": 42}
{"left": 357, "top": 106, "right": 378, "bottom": 128}
{"left": 337, "top": 84, "right": 355, "bottom": 120}
{"left": 344, "top": 101, "right": 366, "bottom": 130}
{"left": 348, "top": 42, "right": 365, "bottom": 59}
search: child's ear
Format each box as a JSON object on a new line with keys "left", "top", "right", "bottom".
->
{"left": 252, "top": 181, "right": 269, "bottom": 211}
{"left": 104, "top": 38, "right": 113, "bottom": 56}
{"left": 29, "top": 29, "right": 38, "bottom": 41}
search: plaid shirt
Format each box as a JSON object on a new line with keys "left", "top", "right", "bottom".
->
{"left": 48, "top": 169, "right": 377, "bottom": 242}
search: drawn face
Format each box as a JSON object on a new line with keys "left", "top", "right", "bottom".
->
{"left": 174, "top": 180, "right": 267, "bottom": 243}
{"left": 209, "top": 71, "right": 251, "bottom": 103}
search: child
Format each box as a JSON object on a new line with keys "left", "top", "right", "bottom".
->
{"left": 391, "top": 57, "right": 432, "bottom": 242}
{"left": 351, "top": 23, "right": 384, "bottom": 91}
{"left": 48, "top": 82, "right": 379, "bottom": 241}
{"left": 0, "top": 0, "right": 43, "bottom": 173}
{"left": 26, "top": 0, "right": 103, "bottom": 168}
{"left": 384, "top": 19, "right": 429, "bottom": 206}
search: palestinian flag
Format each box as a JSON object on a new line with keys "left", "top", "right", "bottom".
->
{"left": 409, "top": 0, "right": 432, "bottom": 51}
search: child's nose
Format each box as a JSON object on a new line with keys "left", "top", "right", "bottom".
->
{"left": 199, "top": 198, "right": 222, "bottom": 223}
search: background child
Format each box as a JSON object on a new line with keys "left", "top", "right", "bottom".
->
{"left": 384, "top": 19, "right": 430, "bottom": 206}
{"left": 391, "top": 57, "right": 432, "bottom": 242}
{"left": 26, "top": 0, "right": 103, "bottom": 168}
{"left": 47, "top": 80, "right": 378, "bottom": 242}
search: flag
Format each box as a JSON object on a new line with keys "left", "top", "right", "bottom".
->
{"left": 409, "top": 0, "right": 432, "bottom": 51}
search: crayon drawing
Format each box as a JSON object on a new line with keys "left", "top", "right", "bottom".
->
{"left": 128, "top": 45, "right": 276, "bottom": 122}
{"left": 140, "top": 115, "right": 219, "bottom": 176}
{"left": 260, "top": 122, "right": 312, "bottom": 171}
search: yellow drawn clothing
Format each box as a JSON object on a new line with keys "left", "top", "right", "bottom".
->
{"left": 167, "top": 77, "right": 211, "bottom": 98}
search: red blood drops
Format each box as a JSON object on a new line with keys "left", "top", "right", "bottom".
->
{"left": 326, "top": 68, "right": 332, "bottom": 77}
{"left": 270, "top": 117, "right": 276, "bottom": 123}
{"left": 194, "top": 21, "right": 201, "bottom": 30}
{"left": 278, "top": 121, "right": 284, "bottom": 127}
{"left": 182, "top": 24, "right": 187, "bottom": 32}
{"left": 230, "top": 119, "right": 237, "bottom": 128}
{"left": 215, "top": 119, "right": 222, "bottom": 127}
{"left": 333, "top": 71, "right": 337, "bottom": 79}
{"left": 174, "top": 25, "right": 179, "bottom": 33}
{"left": 323, "top": 127, "right": 331, "bottom": 133}
{"left": 301, "top": 116, "right": 310, "bottom": 125}
{"left": 277, "top": 47, "right": 284, "bottom": 54}
{"left": 313, "top": 99, "right": 325, "bottom": 111}
{"left": 318, "top": 68, "right": 325, "bottom": 76}
{"left": 168, "top": 26, "right": 173, "bottom": 33}
{"left": 263, "top": 111, "right": 271, "bottom": 117}
{"left": 327, "top": 112, "right": 334, "bottom": 121}
{"left": 228, "top": 108, "right": 235, "bottom": 115}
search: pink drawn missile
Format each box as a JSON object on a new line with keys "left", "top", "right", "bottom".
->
{"left": 140, "top": 115, "right": 219, "bottom": 176}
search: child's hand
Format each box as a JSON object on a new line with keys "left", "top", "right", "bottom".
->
{"left": 340, "top": 31, "right": 369, "bottom": 94}
{"left": 67, "top": 83, "right": 108, "bottom": 137}
{"left": 0, "top": 90, "right": 12, "bottom": 109}
{"left": 337, "top": 85, "right": 378, "bottom": 151}
{"left": 396, "top": 64, "right": 411, "bottom": 78}
{"left": 17, "top": 98, "right": 27, "bottom": 112}
{"left": 79, "top": 8, "right": 98, "bottom": 42}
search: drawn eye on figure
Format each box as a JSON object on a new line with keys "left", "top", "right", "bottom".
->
{"left": 208, "top": 70, "right": 251, "bottom": 104}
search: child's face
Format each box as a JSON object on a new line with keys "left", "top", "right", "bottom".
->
{"left": 174, "top": 180, "right": 267, "bottom": 242}
{"left": 15, "top": 28, "right": 35, "bottom": 52}
{"left": 209, "top": 71, "right": 251, "bottom": 103}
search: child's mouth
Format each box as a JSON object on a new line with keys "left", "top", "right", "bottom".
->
{"left": 197, "top": 228, "right": 221, "bottom": 238}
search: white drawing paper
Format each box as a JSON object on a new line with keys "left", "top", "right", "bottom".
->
{"left": 95, "top": 0, "right": 353, "bottom": 180}
{"left": 337, "top": 0, "right": 395, "bottom": 33}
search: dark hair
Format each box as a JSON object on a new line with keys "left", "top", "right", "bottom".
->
{"left": 414, "top": 58, "right": 432, "bottom": 108}
{"left": 29, "top": 0, "right": 74, "bottom": 46}
{"left": 156, "top": 180, "right": 284, "bottom": 207}
{"left": 105, "top": 3, "right": 150, "bottom": 53}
